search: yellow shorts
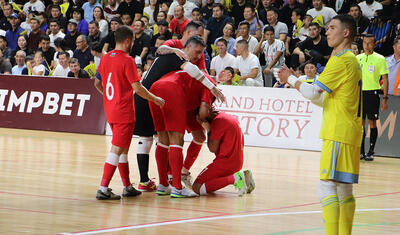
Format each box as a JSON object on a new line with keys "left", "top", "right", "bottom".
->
{"left": 320, "top": 140, "right": 360, "bottom": 184}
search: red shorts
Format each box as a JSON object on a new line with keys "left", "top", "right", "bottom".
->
{"left": 149, "top": 82, "right": 187, "bottom": 134}
{"left": 109, "top": 122, "right": 135, "bottom": 148}
{"left": 194, "top": 162, "right": 238, "bottom": 185}
{"left": 186, "top": 110, "right": 203, "bottom": 133}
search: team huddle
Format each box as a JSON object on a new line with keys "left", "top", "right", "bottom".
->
{"left": 94, "top": 22, "right": 255, "bottom": 199}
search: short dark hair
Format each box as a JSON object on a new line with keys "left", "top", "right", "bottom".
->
{"left": 50, "top": 4, "right": 61, "bottom": 11}
{"left": 216, "top": 38, "right": 228, "bottom": 46}
{"left": 114, "top": 25, "right": 134, "bottom": 43}
{"left": 57, "top": 51, "right": 70, "bottom": 59}
{"left": 332, "top": 14, "right": 357, "bottom": 41}
{"left": 244, "top": 3, "right": 255, "bottom": 12}
{"left": 349, "top": 4, "right": 361, "bottom": 12}
{"left": 184, "top": 35, "right": 206, "bottom": 48}
{"left": 90, "top": 42, "right": 103, "bottom": 53}
{"left": 292, "top": 8, "right": 304, "bottom": 19}
{"left": 49, "top": 19, "right": 59, "bottom": 26}
{"left": 40, "top": 35, "right": 50, "bottom": 42}
{"left": 263, "top": 25, "right": 275, "bottom": 33}
{"left": 267, "top": 7, "right": 279, "bottom": 15}
{"left": 0, "top": 36, "right": 8, "bottom": 45}
{"left": 135, "top": 19, "right": 145, "bottom": 28}
{"left": 89, "top": 20, "right": 99, "bottom": 27}
{"left": 192, "top": 8, "right": 201, "bottom": 14}
{"left": 309, "top": 22, "right": 320, "bottom": 28}
{"left": 394, "top": 36, "right": 400, "bottom": 45}
{"left": 238, "top": 21, "right": 250, "bottom": 29}
{"left": 157, "top": 35, "right": 167, "bottom": 41}
{"left": 224, "top": 66, "right": 234, "bottom": 76}
{"left": 183, "top": 21, "right": 204, "bottom": 34}
{"left": 363, "top": 34, "right": 375, "bottom": 41}
{"left": 212, "top": 3, "right": 225, "bottom": 11}
{"left": 69, "top": 57, "right": 79, "bottom": 64}
{"left": 237, "top": 39, "right": 248, "bottom": 47}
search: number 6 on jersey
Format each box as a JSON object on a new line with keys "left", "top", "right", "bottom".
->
{"left": 106, "top": 72, "right": 114, "bottom": 100}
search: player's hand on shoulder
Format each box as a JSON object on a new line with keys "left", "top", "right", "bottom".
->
{"left": 173, "top": 48, "right": 189, "bottom": 61}
{"left": 211, "top": 87, "right": 226, "bottom": 103}
{"left": 154, "top": 96, "right": 165, "bottom": 107}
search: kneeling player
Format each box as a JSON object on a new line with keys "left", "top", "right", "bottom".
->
{"left": 191, "top": 108, "right": 255, "bottom": 196}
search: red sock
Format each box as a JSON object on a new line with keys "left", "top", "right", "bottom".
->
{"left": 118, "top": 162, "right": 131, "bottom": 187}
{"left": 169, "top": 145, "right": 183, "bottom": 189}
{"left": 205, "top": 175, "right": 235, "bottom": 193}
{"left": 155, "top": 144, "right": 169, "bottom": 186}
{"left": 101, "top": 163, "right": 117, "bottom": 187}
{"left": 183, "top": 141, "right": 202, "bottom": 170}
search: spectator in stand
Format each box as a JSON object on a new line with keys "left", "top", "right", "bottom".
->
{"left": 23, "top": 0, "right": 45, "bottom": 15}
{"left": 10, "top": 35, "right": 33, "bottom": 66}
{"left": 48, "top": 19, "right": 65, "bottom": 47}
{"left": 6, "top": 13, "right": 24, "bottom": 51}
{"left": 240, "top": 4, "right": 263, "bottom": 41}
{"left": 214, "top": 22, "right": 236, "bottom": 55}
{"left": 279, "top": 0, "right": 304, "bottom": 31}
{"left": 230, "top": 0, "right": 246, "bottom": 28}
{"left": 161, "top": 2, "right": 171, "bottom": 13}
{"left": 131, "top": 20, "right": 151, "bottom": 62}
{"left": 192, "top": 8, "right": 206, "bottom": 25}
{"left": 200, "top": 0, "right": 214, "bottom": 24}
{"left": 210, "top": 38, "right": 236, "bottom": 78}
{"left": 292, "top": 22, "right": 331, "bottom": 68}
{"left": 151, "top": 20, "right": 172, "bottom": 46}
{"left": 0, "top": 36, "right": 12, "bottom": 61}
{"left": 90, "top": 41, "right": 104, "bottom": 68}
{"left": 121, "top": 13, "right": 133, "bottom": 26}
{"left": 142, "top": 16, "right": 154, "bottom": 37}
{"left": 21, "top": 55, "right": 34, "bottom": 75}
{"left": 104, "top": 0, "right": 119, "bottom": 22}
{"left": 259, "top": 0, "right": 277, "bottom": 25}
{"left": 93, "top": 6, "right": 109, "bottom": 38}
{"left": 116, "top": 0, "right": 144, "bottom": 23}
{"left": 71, "top": 7, "right": 89, "bottom": 35}
{"left": 358, "top": 0, "right": 382, "bottom": 20}
{"left": 73, "top": 35, "right": 94, "bottom": 69}
{"left": 143, "top": 0, "right": 160, "bottom": 26}
{"left": 326, "top": 0, "right": 355, "bottom": 14}
{"left": 152, "top": 11, "right": 168, "bottom": 35}
{"left": 349, "top": 4, "right": 370, "bottom": 35}
{"left": 0, "top": 3, "right": 13, "bottom": 31}
{"left": 28, "top": 51, "right": 47, "bottom": 76}
{"left": 48, "top": 5, "right": 67, "bottom": 32}
{"left": 28, "top": 17, "right": 46, "bottom": 51}
{"left": 101, "top": 17, "right": 122, "bottom": 53}
{"left": 204, "top": 4, "right": 233, "bottom": 54}
{"left": 351, "top": 41, "right": 361, "bottom": 55}
{"left": 52, "top": 51, "right": 70, "bottom": 77}
{"left": 218, "top": 66, "right": 240, "bottom": 85}
{"left": 82, "top": 0, "right": 102, "bottom": 23}
{"left": 254, "top": 26, "right": 285, "bottom": 87}
{"left": 67, "top": 57, "right": 90, "bottom": 78}
{"left": 64, "top": 19, "right": 82, "bottom": 51}
{"left": 53, "top": 37, "right": 73, "bottom": 67}
{"left": 37, "top": 12, "right": 48, "bottom": 32}
{"left": 235, "top": 21, "right": 258, "bottom": 54}
{"left": 298, "top": 61, "right": 319, "bottom": 83}
{"left": 12, "top": 50, "right": 26, "bottom": 75}
{"left": 364, "top": 10, "right": 393, "bottom": 56}
{"left": 169, "top": 5, "right": 190, "bottom": 36}
{"left": 38, "top": 35, "right": 55, "bottom": 68}
{"left": 265, "top": 7, "right": 288, "bottom": 42}
{"left": 306, "top": 0, "right": 337, "bottom": 27}
{"left": 19, "top": 11, "right": 33, "bottom": 35}
{"left": 168, "top": 0, "right": 197, "bottom": 21}
{"left": 387, "top": 36, "right": 400, "bottom": 96}
{"left": 88, "top": 21, "right": 103, "bottom": 45}
{"left": 151, "top": 35, "right": 168, "bottom": 56}
{"left": 286, "top": 8, "right": 304, "bottom": 57}
{"left": 0, "top": 48, "right": 12, "bottom": 74}
{"left": 233, "top": 39, "right": 264, "bottom": 86}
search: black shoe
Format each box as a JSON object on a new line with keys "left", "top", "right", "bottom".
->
{"left": 122, "top": 185, "right": 142, "bottom": 197}
{"left": 360, "top": 153, "right": 366, "bottom": 160}
{"left": 96, "top": 188, "right": 121, "bottom": 200}
{"left": 365, "top": 152, "right": 374, "bottom": 161}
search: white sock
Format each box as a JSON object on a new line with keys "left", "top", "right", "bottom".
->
{"left": 99, "top": 186, "right": 108, "bottom": 193}
{"left": 200, "top": 184, "right": 207, "bottom": 196}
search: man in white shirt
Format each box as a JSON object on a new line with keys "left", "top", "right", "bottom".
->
{"left": 254, "top": 26, "right": 285, "bottom": 87}
{"left": 104, "top": 0, "right": 119, "bottom": 22}
{"left": 306, "top": 0, "right": 337, "bottom": 26}
{"left": 235, "top": 21, "right": 258, "bottom": 54}
{"left": 210, "top": 38, "right": 236, "bottom": 79}
{"left": 358, "top": 0, "right": 383, "bottom": 20}
{"left": 233, "top": 39, "right": 263, "bottom": 87}
{"left": 52, "top": 51, "right": 70, "bottom": 77}
{"left": 11, "top": 50, "right": 26, "bottom": 75}
{"left": 23, "top": 0, "right": 45, "bottom": 15}
{"left": 48, "top": 19, "right": 65, "bottom": 48}
{"left": 168, "top": 0, "right": 197, "bottom": 21}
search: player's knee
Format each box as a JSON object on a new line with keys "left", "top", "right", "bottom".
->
{"left": 192, "top": 183, "right": 201, "bottom": 194}
{"left": 336, "top": 183, "right": 353, "bottom": 201}
{"left": 318, "top": 180, "right": 337, "bottom": 201}
{"left": 137, "top": 136, "right": 153, "bottom": 154}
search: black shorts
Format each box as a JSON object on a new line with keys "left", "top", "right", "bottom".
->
{"left": 133, "top": 94, "right": 156, "bottom": 137}
{"left": 362, "top": 90, "right": 380, "bottom": 120}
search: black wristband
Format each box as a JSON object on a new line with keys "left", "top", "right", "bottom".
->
{"left": 383, "top": 96, "right": 389, "bottom": 100}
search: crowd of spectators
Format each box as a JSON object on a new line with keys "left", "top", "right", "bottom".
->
{"left": 0, "top": 0, "right": 399, "bottom": 93}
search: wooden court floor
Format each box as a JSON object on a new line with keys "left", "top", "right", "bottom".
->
{"left": 0, "top": 128, "right": 399, "bottom": 235}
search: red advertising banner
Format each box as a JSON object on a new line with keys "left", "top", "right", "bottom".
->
{"left": 0, "top": 75, "right": 106, "bottom": 134}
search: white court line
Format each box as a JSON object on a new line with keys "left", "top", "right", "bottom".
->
{"left": 60, "top": 208, "right": 400, "bottom": 235}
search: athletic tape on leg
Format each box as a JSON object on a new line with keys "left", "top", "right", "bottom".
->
{"left": 137, "top": 136, "right": 153, "bottom": 154}
{"left": 318, "top": 180, "right": 337, "bottom": 201}
{"left": 337, "top": 183, "right": 353, "bottom": 201}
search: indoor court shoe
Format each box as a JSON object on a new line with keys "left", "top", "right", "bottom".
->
{"left": 156, "top": 184, "right": 172, "bottom": 196}
{"left": 181, "top": 172, "right": 193, "bottom": 189}
{"left": 244, "top": 170, "right": 255, "bottom": 194}
{"left": 122, "top": 185, "right": 142, "bottom": 197}
{"left": 360, "top": 153, "right": 366, "bottom": 160}
{"left": 234, "top": 171, "right": 247, "bottom": 197}
{"left": 138, "top": 180, "right": 157, "bottom": 191}
{"left": 170, "top": 186, "right": 198, "bottom": 198}
{"left": 365, "top": 152, "right": 374, "bottom": 161}
{"left": 96, "top": 188, "right": 121, "bottom": 200}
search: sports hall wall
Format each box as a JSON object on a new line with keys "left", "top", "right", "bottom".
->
{"left": 1, "top": 75, "right": 399, "bottom": 157}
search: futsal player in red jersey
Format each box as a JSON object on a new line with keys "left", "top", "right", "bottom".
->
{"left": 94, "top": 25, "right": 165, "bottom": 200}
{"left": 192, "top": 109, "right": 256, "bottom": 197}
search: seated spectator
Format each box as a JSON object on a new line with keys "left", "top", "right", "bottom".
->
{"left": 116, "top": 0, "right": 144, "bottom": 23}
{"left": 88, "top": 21, "right": 103, "bottom": 45}
{"left": 349, "top": 4, "right": 370, "bottom": 35}
{"left": 279, "top": 0, "right": 305, "bottom": 30}
{"left": 52, "top": 51, "right": 70, "bottom": 77}
{"left": 0, "top": 48, "right": 12, "bottom": 74}
{"left": 67, "top": 58, "right": 90, "bottom": 79}
{"left": 152, "top": 11, "right": 168, "bottom": 35}
{"left": 0, "top": 3, "right": 13, "bottom": 31}
{"left": 141, "top": 16, "right": 153, "bottom": 36}
{"left": 286, "top": 8, "right": 304, "bottom": 57}
{"left": 254, "top": 26, "right": 285, "bottom": 87}
{"left": 121, "top": 13, "right": 133, "bottom": 27}
{"left": 218, "top": 66, "right": 241, "bottom": 85}
{"left": 38, "top": 35, "right": 55, "bottom": 68}
{"left": 214, "top": 22, "right": 236, "bottom": 56}
{"left": 20, "top": 11, "right": 33, "bottom": 35}
{"left": 64, "top": 19, "right": 82, "bottom": 51}
{"left": 48, "top": 5, "right": 67, "bottom": 32}
{"left": 326, "top": 0, "right": 354, "bottom": 14}
{"left": 191, "top": 8, "right": 206, "bottom": 25}
{"left": 364, "top": 10, "right": 393, "bottom": 56}
{"left": 144, "top": 0, "right": 160, "bottom": 26}
{"left": 71, "top": 7, "right": 89, "bottom": 35}
{"left": 53, "top": 38, "right": 73, "bottom": 67}
{"left": 23, "top": 0, "right": 45, "bottom": 15}
{"left": 210, "top": 38, "right": 236, "bottom": 78}
{"left": 6, "top": 13, "right": 24, "bottom": 51}
{"left": 235, "top": 21, "right": 258, "bottom": 54}
{"left": 232, "top": 40, "right": 263, "bottom": 87}
{"left": 169, "top": 6, "right": 190, "bottom": 37}
{"left": 352, "top": 42, "right": 361, "bottom": 55}
{"left": 299, "top": 15, "right": 312, "bottom": 41}
{"left": 82, "top": 0, "right": 102, "bottom": 23}
{"left": 102, "top": 17, "right": 122, "bottom": 53}
{"left": 48, "top": 19, "right": 65, "bottom": 47}
{"left": 28, "top": 51, "right": 47, "bottom": 76}
{"left": 386, "top": 36, "right": 400, "bottom": 95}
{"left": 292, "top": 22, "right": 331, "bottom": 68}
{"left": 73, "top": 35, "right": 94, "bottom": 69}
{"left": 200, "top": 0, "right": 214, "bottom": 24}
{"left": 298, "top": 61, "right": 319, "bottom": 83}
{"left": 28, "top": 16, "right": 46, "bottom": 51}
{"left": 306, "top": 0, "right": 337, "bottom": 27}
{"left": 21, "top": 55, "right": 34, "bottom": 75}
{"left": 104, "top": 0, "right": 119, "bottom": 22}
{"left": 0, "top": 36, "right": 13, "bottom": 61}
{"left": 37, "top": 12, "right": 48, "bottom": 32}
{"left": 130, "top": 20, "right": 151, "bottom": 62}
{"left": 264, "top": 7, "right": 288, "bottom": 42}
{"left": 168, "top": 0, "right": 197, "bottom": 21}
{"left": 358, "top": 0, "right": 382, "bottom": 20}
{"left": 13, "top": 35, "right": 34, "bottom": 58}
{"left": 149, "top": 35, "right": 167, "bottom": 56}
{"left": 12, "top": 50, "right": 27, "bottom": 75}
{"left": 152, "top": 20, "right": 172, "bottom": 46}
{"left": 93, "top": 6, "right": 109, "bottom": 38}
{"left": 240, "top": 4, "right": 263, "bottom": 41}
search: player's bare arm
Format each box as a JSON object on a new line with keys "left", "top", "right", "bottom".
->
{"left": 94, "top": 78, "right": 103, "bottom": 94}
{"left": 156, "top": 45, "right": 189, "bottom": 60}
{"left": 381, "top": 74, "right": 388, "bottom": 111}
{"left": 131, "top": 81, "right": 165, "bottom": 107}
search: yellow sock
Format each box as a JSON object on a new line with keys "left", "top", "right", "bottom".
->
{"left": 339, "top": 196, "right": 356, "bottom": 235}
{"left": 321, "top": 194, "right": 339, "bottom": 235}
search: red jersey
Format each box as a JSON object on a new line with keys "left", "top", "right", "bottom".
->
{"left": 163, "top": 39, "right": 206, "bottom": 70}
{"left": 98, "top": 50, "right": 141, "bottom": 123}
{"left": 169, "top": 18, "right": 190, "bottom": 36}
{"left": 209, "top": 112, "right": 244, "bottom": 171}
